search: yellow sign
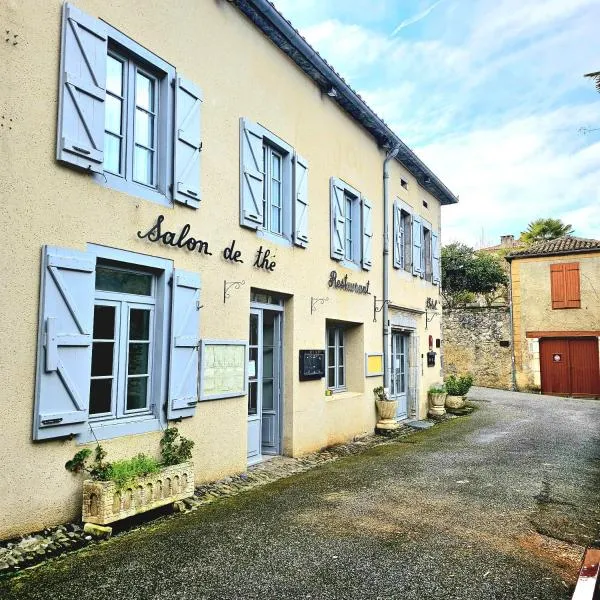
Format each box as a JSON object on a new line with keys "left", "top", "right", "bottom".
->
{"left": 365, "top": 353, "right": 383, "bottom": 377}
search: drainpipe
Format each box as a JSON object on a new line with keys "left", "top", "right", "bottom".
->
{"left": 507, "top": 259, "right": 517, "bottom": 391}
{"left": 383, "top": 144, "right": 401, "bottom": 393}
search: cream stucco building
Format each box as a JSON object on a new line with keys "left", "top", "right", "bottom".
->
{"left": 0, "top": 0, "right": 458, "bottom": 539}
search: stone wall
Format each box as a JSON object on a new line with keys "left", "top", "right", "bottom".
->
{"left": 442, "top": 307, "right": 513, "bottom": 390}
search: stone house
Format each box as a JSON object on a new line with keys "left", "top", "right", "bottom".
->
{"left": 0, "top": 0, "right": 457, "bottom": 538}
{"left": 506, "top": 236, "right": 600, "bottom": 396}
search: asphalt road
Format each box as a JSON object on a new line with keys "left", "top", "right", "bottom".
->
{"left": 2, "top": 388, "right": 599, "bottom": 600}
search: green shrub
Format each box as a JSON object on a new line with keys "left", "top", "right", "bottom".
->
{"left": 106, "top": 454, "right": 161, "bottom": 490}
{"left": 160, "top": 427, "right": 194, "bottom": 466}
{"left": 445, "top": 374, "right": 474, "bottom": 396}
{"left": 373, "top": 386, "right": 389, "bottom": 401}
{"left": 428, "top": 384, "right": 446, "bottom": 394}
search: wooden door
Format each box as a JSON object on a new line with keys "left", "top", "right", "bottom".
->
{"left": 569, "top": 338, "right": 600, "bottom": 397}
{"left": 540, "top": 338, "right": 600, "bottom": 397}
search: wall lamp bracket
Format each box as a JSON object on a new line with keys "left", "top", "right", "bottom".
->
{"left": 373, "top": 296, "right": 390, "bottom": 323}
{"left": 223, "top": 279, "right": 245, "bottom": 304}
{"left": 311, "top": 296, "right": 329, "bottom": 315}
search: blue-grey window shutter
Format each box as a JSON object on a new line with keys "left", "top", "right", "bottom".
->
{"left": 173, "top": 76, "right": 203, "bottom": 208}
{"left": 412, "top": 215, "right": 423, "bottom": 276}
{"left": 33, "top": 246, "right": 95, "bottom": 440}
{"left": 432, "top": 231, "right": 440, "bottom": 285}
{"left": 393, "top": 200, "right": 402, "bottom": 269}
{"left": 293, "top": 154, "right": 309, "bottom": 247}
{"left": 56, "top": 3, "right": 107, "bottom": 173}
{"left": 168, "top": 270, "right": 201, "bottom": 419}
{"left": 361, "top": 196, "right": 373, "bottom": 270}
{"left": 330, "top": 177, "right": 345, "bottom": 260}
{"left": 240, "top": 118, "right": 264, "bottom": 229}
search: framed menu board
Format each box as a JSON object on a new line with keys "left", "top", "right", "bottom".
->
{"left": 299, "top": 349, "right": 326, "bottom": 381}
{"left": 199, "top": 340, "right": 248, "bottom": 401}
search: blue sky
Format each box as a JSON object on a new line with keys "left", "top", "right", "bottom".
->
{"left": 272, "top": 0, "right": 600, "bottom": 247}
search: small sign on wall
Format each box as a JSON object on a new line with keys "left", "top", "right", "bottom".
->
{"left": 299, "top": 350, "right": 325, "bottom": 381}
{"left": 365, "top": 353, "right": 383, "bottom": 377}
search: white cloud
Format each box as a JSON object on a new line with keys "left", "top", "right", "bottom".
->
{"left": 392, "top": 0, "right": 444, "bottom": 35}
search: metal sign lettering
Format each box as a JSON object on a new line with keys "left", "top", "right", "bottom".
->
{"left": 328, "top": 271, "right": 370, "bottom": 295}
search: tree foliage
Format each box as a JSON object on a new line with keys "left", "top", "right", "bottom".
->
{"left": 441, "top": 243, "right": 508, "bottom": 307}
{"left": 519, "top": 218, "right": 573, "bottom": 244}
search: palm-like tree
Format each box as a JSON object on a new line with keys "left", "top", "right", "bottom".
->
{"left": 585, "top": 71, "right": 600, "bottom": 93}
{"left": 520, "top": 218, "right": 574, "bottom": 244}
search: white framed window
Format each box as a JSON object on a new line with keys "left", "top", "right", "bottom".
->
{"left": 422, "top": 221, "right": 432, "bottom": 282}
{"left": 33, "top": 244, "right": 202, "bottom": 442}
{"left": 90, "top": 265, "right": 156, "bottom": 421}
{"left": 401, "top": 209, "right": 412, "bottom": 272}
{"left": 263, "top": 143, "right": 285, "bottom": 235}
{"left": 56, "top": 3, "right": 202, "bottom": 208}
{"left": 240, "top": 118, "right": 309, "bottom": 247}
{"left": 330, "top": 177, "right": 372, "bottom": 270}
{"left": 326, "top": 326, "right": 345, "bottom": 391}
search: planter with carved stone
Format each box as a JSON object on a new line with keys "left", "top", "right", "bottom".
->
{"left": 82, "top": 462, "right": 194, "bottom": 525}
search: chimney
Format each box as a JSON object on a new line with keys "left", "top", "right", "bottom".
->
{"left": 500, "top": 235, "right": 515, "bottom": 247}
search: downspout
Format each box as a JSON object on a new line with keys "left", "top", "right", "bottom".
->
{"left": 383, "top": 144, "right": 401, "bottom": 393}
{"left": 507, "top": 257, "right": 517, "bottom": 391}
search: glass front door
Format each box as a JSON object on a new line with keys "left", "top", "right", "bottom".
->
{"left": 390, "top": 332, "right": 408, "bottom": 419}
{"left": 247, "top": 308, "right": 282, "bottom": 464}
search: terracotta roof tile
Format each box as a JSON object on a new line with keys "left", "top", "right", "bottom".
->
{"left": 507, "top": 236, "right": 600, "bottom": 259}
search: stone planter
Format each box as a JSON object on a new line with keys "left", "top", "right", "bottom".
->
{"left": 82, "top": 462, "right": 194, "bottom": 525}
{"left": 375, "top": 399, "right": 399, "bottom": 431}
{"left": 445, "top": 394, "right": 466, "bottom": 409}
{"left": 428, "top": 392, "right": 447, "bottom": 417}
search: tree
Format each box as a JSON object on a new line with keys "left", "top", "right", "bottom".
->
{"left": 519, "top": 218, "right": 574, "bottom": 244}
{"left": 441, "top": 243, "right": 508, "bottom": 308}
{"left": 584, "top": 71, "right": 600, "bottom": 93}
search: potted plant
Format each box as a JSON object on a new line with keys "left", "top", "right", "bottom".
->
{"left": 373, "top": 386, "right": 399, "bottom": 431}
{"left": 428, "top": 384, "right": 447, "bottom": 417}
{"left": 65, "top": 428, "right": 195, "bottom": 525}
{"left": 444, "top": 374, "right": 474, "bottom": 409}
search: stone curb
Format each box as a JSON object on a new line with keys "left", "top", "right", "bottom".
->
{"left": 0, "top": 420, "right": 449, "bottom": 577}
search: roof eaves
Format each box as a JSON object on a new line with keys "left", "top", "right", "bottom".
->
{"left": 506, "top": 246, "right": 600, "bottom": 261}
{"left": 233, "top": 0, "right": 459, "bottom": 206}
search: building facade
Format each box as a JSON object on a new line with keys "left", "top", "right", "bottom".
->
{"left": 507, "top": 237, "right": 600, "bottom": 396}
{"left": 0, "top": 0, "right": 457, "bottom": 538}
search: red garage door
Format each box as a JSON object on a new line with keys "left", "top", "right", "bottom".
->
{"left": 540, "top": 337, "right": 600, "bottom": 397}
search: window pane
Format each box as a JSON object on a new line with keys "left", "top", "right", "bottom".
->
{"left": 104, "top": 134, "right": 121, "bottom": 175}
{"left": 271, "top": 206, "right": 281, "bottom": 233}
{"left": 105, "top": 95, "right": 122, "bottom": 134}
{"left": 248, "top": 381, "right": 258, "bottom": 415}
{"left": 271, "top": 178, "right": 281, "bottom": 208}
{"left": 89, "top": 379, "right": 112, "bottom": 415}
{"left": 96, "top": 267, "right": 152, "bottom": 295}
{"left": 135, "top": 109, "right": 154, "bottom": 148}
{"left": 327, "top": 367, "right": 335, "bottom": 388}
{"left": 127, "top": 376, "right": 148, "bottom": 410}
{"left": 249, "top": 315, "right": 259, "bottom": 346}
{"left": 248, "top": 347, "right": 258, "bottom": 380}
{"left": 263, "top": 348, "right": 274, "bottom": 379}
{"left": 338, "top": 365, "right": 345, "bottom": 387}
{"left": 134, "top": 146, "right": 154, "bottom": 186}
{"left": 128, "top": 343, "right": 149, "bottom": 375}
{"left": 262, "top": 380, "right": 274, "bottom": 410}
{"left": 93, "top": 305, "right": 115, "bottom": 339}
{"left": 327, "top": 328, "right": 335, "bottom": 347}
{"left": 136, "top": 72, "right": 154, "bottom": 111}
{"left": 338, "top": 330, "right": 344, "bottom": 347}
{"left": 91, "top": 342, "right": 114, "bottom": 376}
{"left": 327, "top": 346, "right": 335, "bottom": 368}
{"left": 129, "top": 309, "right": 150, "bottom": 340}
{"left": 271, "top": 153, "right": 281, "bottom": 180}
{"left": 106, "top": 56, "right": 123, "bottom": 95}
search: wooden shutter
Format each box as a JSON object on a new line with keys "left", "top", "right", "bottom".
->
{"left": 432, "top": 231, "right": 440, "bottom": 285}
{"left": 173, "top": 76, "right": 203, "bottom": 208}
{"left": 240, "top": 118, "right": 264, "bottom": 229}
{"left": 551, "top": 263, "right": 580, "bottom": 309}
{"left": 56, "top": 3, "right": 107, "bottom": 173}
{"left": 330, "top": 177, "right": 345, "bottom": 260}
{"left": 393, "top": 200, "right": 402, "bottom": 269}
{"left": 412, "top": 215, "right": 422, "bottom": 276}
{"left": 293, "top": 154, "right": 309, "bottom": 247}
{"left": 361, "top": 196, "right": 373, "bottom": 270}
{"left": 168, "top": 270, "right": 201, "bottom": 419}
{"left": 34, "top": 246, "right": 95, "bottom": 440}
